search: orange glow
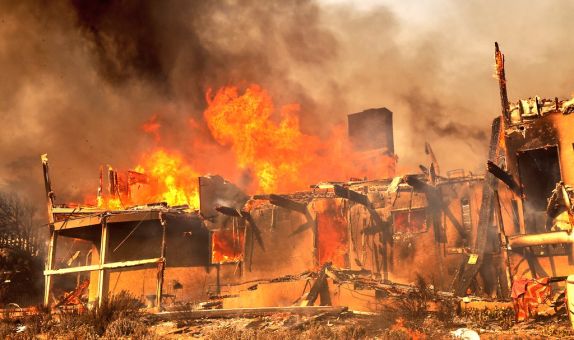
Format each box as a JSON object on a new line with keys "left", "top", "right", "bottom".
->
{"left": 392, "top": 318, "right": 426, "bottom": 340}
{"left": 142, "top": 113, "right": 161, "bottom": 142}
{"left": 316, "top": 199, "right": 348, "bottom": 267}
{"left": 212, "top": 226, "right": 244, "bottom": 263}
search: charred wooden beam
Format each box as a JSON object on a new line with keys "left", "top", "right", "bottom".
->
{"left": 334, "top": 185, "right": 390, "bottom": 280}
{"left": 300, "top": 263, "right": 330, "bottom": 307}
{"left": 216, "top": 206, "right": 265, "bottom": 251}
{"left": 268, "top": 194, "right": 308, "bottom": 215}
{"left": 41, "top": 154, "right": 55, "bottom": 223}
{"left": 42, "top": 154, "right": 56, "bottom": 307}
{"left": 267, "top": 195, "right": 315, "bottom": 261}
{"left": 495, "top": 42, "right": 510, "bottom": 122}
{"left": 215, "top": 206, "right": 242, "bottom": 217}
{"left": 487, "top": 160, "right": 520, "bottom": 195}
{"left": 404, "top": 175, "right": 467, "bottom": 239}
{"left": 403, "top": 175, "right": 427, "bottom": 192}
{"left": 333, "top": 185, "right": 370, "bottom": 207}
{"left": 453, "top": 117, "right": 502, "bottom": 296}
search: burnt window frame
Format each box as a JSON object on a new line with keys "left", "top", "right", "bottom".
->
{"left": 210, "top": 216, "right": 246, "bottom": 265}
{"left": 516, "top": 145, "right": 563, "bottom": 212}
{"left": 390, "top": 208, "right": 429, "bottom": 236}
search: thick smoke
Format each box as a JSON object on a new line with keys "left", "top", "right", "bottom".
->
{"left": 1, "top": 0, "right": 574, "bottom": 211}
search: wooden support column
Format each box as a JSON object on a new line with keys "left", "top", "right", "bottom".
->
{"left": 43, "top": 227, "right": 57, "bottom": 306}
{"left": 98, "top": 215, "right": 109, "bottom": 307}
{"left": 41, "top": 154, "right": 56, "bottom": 307}
{"left": 156, "top": 212, "right": 167, "bottom": 311}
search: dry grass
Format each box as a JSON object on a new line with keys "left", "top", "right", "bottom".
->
{"left": 0, "top": 290, "right": 148, "bottom": 339}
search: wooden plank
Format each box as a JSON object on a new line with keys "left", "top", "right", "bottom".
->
{"left": 98, "top": 217, "right": 109, "bottom": 307}
{"left": 54, "top": 210, "right": 161, "bottom": 230}
{"left": 54, "top": 215, "right": 102, "bottom": 230}
{"left": 103, "top": 258, "right": 162, "bottom": 270}
{"left": 43, "top": 229, "right": 57, "bottom": 306}
{"left": 106, "top": 210, "right": 160, "bottom": 224}
{"left": 43, "top": 258, "right": 162, "bottom": 275}
{"left": 154, "top": 306, "right": 348, "bottom": 321}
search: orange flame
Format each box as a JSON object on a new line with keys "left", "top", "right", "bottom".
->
{"left": 84, "top": 83, "right": 395, "bottom": 214}
{"left": 212, "top": 227, "right": 244, "bottom": 263}
{"left": 204, "top": 84, "right": 396, "bottom": 194}
{"left": 204, "top": 84, "right": 316, "bottom": 193}
{"left": 133, "top": 149, "right": 200, "bottom": 208}
{"left": 90, "top": 149, "right": 200, "bottom": 210}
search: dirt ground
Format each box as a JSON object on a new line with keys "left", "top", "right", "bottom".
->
{"left": 1, "top": 309, "right": 573, "bottom": 339}
{"left": 148, "top": 311, "right": 574, "bottom": 339}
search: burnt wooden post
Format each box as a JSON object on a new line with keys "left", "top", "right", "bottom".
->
{"left": 42, "top": 154, "right": 57, "bottom": 307}
{"left": 44, "top": 229, "right": 57, "bottom": 306}
{"left": 156, "top": 212, "right": 167, "bottom": 310}
{"left": 98, "top": 215, "right": 109, "bottom": 307}
{"left": 495, "top": 42, "right": 510, "bottom": 122}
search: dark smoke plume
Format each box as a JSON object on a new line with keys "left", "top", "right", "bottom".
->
{"left": 1, "top": 0, "right": 574, "bottom": 212}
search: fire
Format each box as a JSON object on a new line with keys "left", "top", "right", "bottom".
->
{"left": 133, "top": 149, "right": 200, "bottom": 208}
{"left": 204, "top": 84, "right": 395, "bottom": 194}
{"left": 391, "top": 318, "right": 426, "bottom": 339}
{"left": 204, "top": 84, "right": 317, "bottom": 193}
{"left": 91, "top": 149, "right": 200, "bottom": 210}
{"left": 316, "top": 199, "right": 348, "bottom": 267}
{"left": 212, "top": 227, "right": 244, "bottom": 263}
{"left": 85, "top": 83, "right": 395, "bottom": 212}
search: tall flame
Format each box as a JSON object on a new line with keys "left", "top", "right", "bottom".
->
{"left": 87, "top": 83, "right": 395, "bottom": 210}
{"left": 204, "top": 84, "right": 317, "bottom": 193}
{"left": 134, "top": 149, "right": 200, "bottom": 208}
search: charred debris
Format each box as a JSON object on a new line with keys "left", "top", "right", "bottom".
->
{"left": 7, "top": 43, "right": 574, "bottom": 329}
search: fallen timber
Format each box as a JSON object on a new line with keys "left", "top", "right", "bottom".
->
{"left": 153, "top": 306, "right": 348, "bottom": 321}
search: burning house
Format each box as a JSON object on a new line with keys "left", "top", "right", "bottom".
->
{"left": 41, "top": 105, "right": 499, "bottom": 313}
{"left": 29, "top": 41, "right": 574, "bottom": 337}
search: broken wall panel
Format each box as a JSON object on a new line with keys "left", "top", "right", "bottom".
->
{"left": 241, "top": 202, "right": 314, "bottom": 281}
